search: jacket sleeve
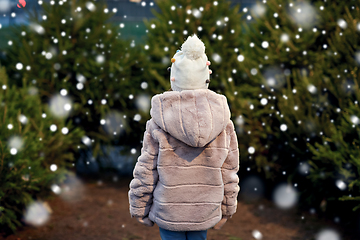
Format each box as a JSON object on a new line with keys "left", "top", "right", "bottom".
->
{"left": 221, "top": 120, "right": 240, "bottom": 217}
{"left": 128, "top": 119, "right": 159, "bottom": 218}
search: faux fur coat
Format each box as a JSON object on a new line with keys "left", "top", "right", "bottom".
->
{"left": 128, "top": 89, "right": 240, "bottom": 231}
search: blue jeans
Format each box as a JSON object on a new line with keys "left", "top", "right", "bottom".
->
{"left": 159, "top": 227, "right": 207, "bottom": 240}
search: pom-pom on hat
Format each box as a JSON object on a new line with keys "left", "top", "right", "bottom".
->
{"left": 169, "top": 34, "right": 211, "bottom": 92}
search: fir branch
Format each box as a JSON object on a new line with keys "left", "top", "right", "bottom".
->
{"left": 0, "top": 140, "right": 3, "bottom": 174}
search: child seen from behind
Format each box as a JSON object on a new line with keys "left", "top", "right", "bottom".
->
{"left": 128, "top": 34, "right": 240, "bottom": 240}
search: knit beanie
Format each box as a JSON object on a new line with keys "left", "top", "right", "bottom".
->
{"left": 168, "top": 34, "right": 212, "bottom": 92}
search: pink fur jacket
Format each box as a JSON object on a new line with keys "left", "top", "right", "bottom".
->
{"left": 128, "top": 89, "right": 240, "bottom": 231}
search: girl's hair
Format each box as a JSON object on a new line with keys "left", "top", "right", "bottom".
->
{"left": 168, "top": 87, "right": 173, "bottom": 91}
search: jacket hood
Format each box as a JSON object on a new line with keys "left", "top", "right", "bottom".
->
{"left": 150, "top": 89, "right": 231, "bottom": 147}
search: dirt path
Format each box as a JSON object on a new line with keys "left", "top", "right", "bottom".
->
{"left": 0, "top": 174, "right": 358, "bottom": 240}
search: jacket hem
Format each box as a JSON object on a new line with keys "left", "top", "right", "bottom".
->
{"left": 150, "top": 213, "right": 221, "bottom": 231}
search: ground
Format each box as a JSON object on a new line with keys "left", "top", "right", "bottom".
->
{"left": 0, "top": 173, "right": 358, "bottom": 240}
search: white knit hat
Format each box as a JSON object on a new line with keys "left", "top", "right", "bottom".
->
{"left": 168, "top": 34, "right": 211, "bottom": 92}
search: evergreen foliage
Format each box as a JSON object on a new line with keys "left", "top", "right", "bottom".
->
{"left": 242, "top": 0, "right": 360, "bottom": 222}
{"left": 0, "top": 0, "right": 147, "bottom": 163}
{"left": 0, "top": 66, "right": 84, "bottom": 233}
{"left": 143, "top": 0, "right": 245, "bottom": 96}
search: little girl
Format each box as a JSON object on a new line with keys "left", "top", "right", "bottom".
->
{"left": 128, "top": 34, "right": 240, "bottom": 240}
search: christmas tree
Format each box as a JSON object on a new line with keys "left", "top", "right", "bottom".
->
{"left": 0, "top": 0, "right": 147, "bottom": 166}
{"left": 241, "top": 0, "right": 360, "bottom": 225}
{"left": 0, "top": 65, "right": 84, "bottom": 233}
{"left": 142, "top": 0, "right": 245, "bottom": 94}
